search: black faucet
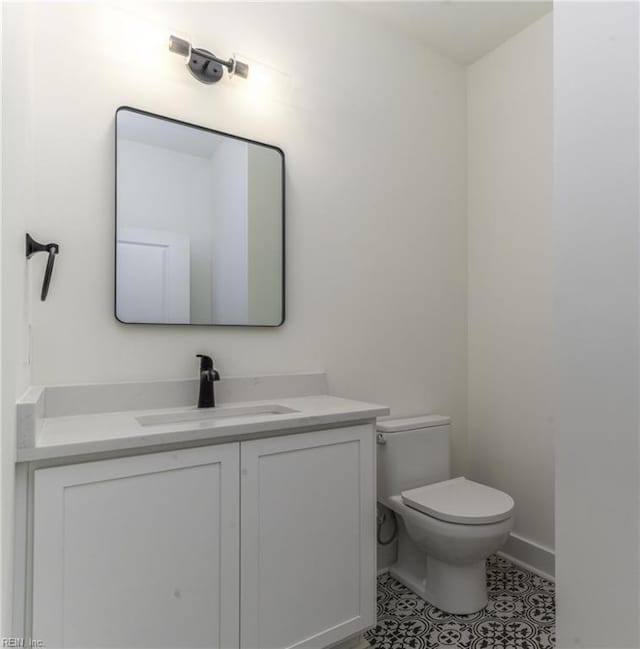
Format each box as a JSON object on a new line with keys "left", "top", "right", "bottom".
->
{"left": 196, "top": 354, "right": 220, "bottom": 408}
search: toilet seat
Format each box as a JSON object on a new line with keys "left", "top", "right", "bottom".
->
{"left": 401, "top": 477, "right": 514, "bottom": 525}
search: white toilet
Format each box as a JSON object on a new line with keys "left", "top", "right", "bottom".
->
{"left": 377, "top": 415, "right": 514, "bottom": 614}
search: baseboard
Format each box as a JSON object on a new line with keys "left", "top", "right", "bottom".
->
{"left": 329, "top": 634, "right": 370, "bottom": 649}
{"left": 499, "top": 532, "right": 555, "bottom": 581}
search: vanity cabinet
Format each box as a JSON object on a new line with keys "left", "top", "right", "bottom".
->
{"left": 240, "top": 425, "right": 375, "bottom": 649}
{"left": 31, "top": 444, "right": 240, "bottom": 649}
{"left": 26, "top": 424, "right": 375, "bottom": 649}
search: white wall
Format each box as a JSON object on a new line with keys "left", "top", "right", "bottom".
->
{"left": 5, "top": 1, "right": 467, "bottom": 438}
{"left": 1, "top": 4, "right": 34, "bottom": 635}
{"left": 555, "top": 2, "right": 639, "bottom": 647}
{"left": 210, "top": 139, "right": 249, "bottom": 324}
{"left": 1, "top": 2, "right": 468, "bottom": 615}
{"left": 467, "top": 13, "right": 554, "bottom": 568}
{"left": 247, "top": 144, "right": 283, "bottom": 325}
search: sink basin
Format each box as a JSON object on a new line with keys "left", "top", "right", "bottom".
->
{"left": 136, "top": 404, "right": 299, "bottom": 427}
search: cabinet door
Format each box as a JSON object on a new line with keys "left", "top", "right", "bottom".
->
{"left": 240, "top": 425, "right": 375, "bottom": 649}
{"left": 32, "top": 444, "right": 239, "bottom": 649}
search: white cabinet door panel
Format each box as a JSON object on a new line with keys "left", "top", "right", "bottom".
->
{"left": 240, "top": 425, "right": 375, "bottom": 649}
{"left": 32, "top": 445, "right": 239, "bottom": 649}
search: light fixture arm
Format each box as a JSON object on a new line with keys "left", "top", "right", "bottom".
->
{"left": 197, "top": 49, "right": 231, "bottom": 71}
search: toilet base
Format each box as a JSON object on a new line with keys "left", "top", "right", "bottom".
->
{"left": 390, "top": 558, "right": 487, "bottom": 615}
{"left": 390, "top": 521, "right": 488, "bottom": 614}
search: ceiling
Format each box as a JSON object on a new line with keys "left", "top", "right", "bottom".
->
{"left": 351, "top": 1, "right": 552, "bottom": 66}
{"left": 118, "top": 109, "right": 224, "bottom": 159}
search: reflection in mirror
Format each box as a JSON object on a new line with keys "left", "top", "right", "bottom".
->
{"left": 115, "top": 108, "right": 284, "bottom": 326}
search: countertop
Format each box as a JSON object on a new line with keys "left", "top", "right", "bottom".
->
{"left": 17, "top": 393, "right": 389, "bottom": 462}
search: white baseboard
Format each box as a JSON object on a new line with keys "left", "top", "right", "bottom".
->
{"left": 499, "top": 532, "right": 555, "bottom": 581}
{"left": 330, "top": 634, "right": 370, "bottom": 649}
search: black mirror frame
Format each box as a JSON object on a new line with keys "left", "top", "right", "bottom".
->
{"left": 114, "top": 105, "right": 286, "bottom": 327}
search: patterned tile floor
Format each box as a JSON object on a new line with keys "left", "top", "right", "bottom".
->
{"left": 365, "top": 555, "right": 555, "bottom": 649}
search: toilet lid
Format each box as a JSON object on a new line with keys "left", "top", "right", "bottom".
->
{"left": 401, "top": 477, "right": 514, "bottom": 525}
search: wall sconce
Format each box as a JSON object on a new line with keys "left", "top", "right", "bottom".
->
{"left": 169, "top": 35, "right": 249, "bottom": 84}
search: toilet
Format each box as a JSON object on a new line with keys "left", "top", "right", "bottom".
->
{"left": 377, "top": 415, "right": 514, "bottom": 614}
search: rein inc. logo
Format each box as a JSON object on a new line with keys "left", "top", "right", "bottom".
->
{"left": 2, "top": 639, "right": 44, "bottom": 648}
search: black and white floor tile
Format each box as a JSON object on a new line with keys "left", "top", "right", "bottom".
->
{"left": 365, "top": 555, "right": 555, "bottom": 649}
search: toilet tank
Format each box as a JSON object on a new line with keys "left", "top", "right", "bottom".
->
{"left": 377, "top": 415, "right": 451, "bottom": 503}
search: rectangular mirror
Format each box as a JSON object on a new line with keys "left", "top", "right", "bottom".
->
{"left": 115, "top": 107, "right": 285, "bottom": 326}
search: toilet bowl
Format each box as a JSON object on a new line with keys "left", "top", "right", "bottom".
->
{"left": 377, "top": 416, "right": 514, "bottom": 614}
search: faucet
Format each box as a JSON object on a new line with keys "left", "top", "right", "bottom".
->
{"left": 196, "top": 354, "right": 220, "bottom": 408}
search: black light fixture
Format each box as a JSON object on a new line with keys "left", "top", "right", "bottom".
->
{"left": 169, "top": 35, "right": 249, "bottom": 84}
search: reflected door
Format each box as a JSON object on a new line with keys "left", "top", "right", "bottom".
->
{"left": 116, "top": 227, "right": 190, "bottom": 324}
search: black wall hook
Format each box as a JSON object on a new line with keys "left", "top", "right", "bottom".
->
{"left": 26, "top": 233, "right": 59, "bottom": 301}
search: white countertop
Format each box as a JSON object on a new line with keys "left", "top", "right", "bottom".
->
{"left": 17, "top": 394, "right": 389, "bottom": 462}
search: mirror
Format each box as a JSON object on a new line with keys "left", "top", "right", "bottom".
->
{"left": 115, "top": 107, "right": 284, "bottom": 326}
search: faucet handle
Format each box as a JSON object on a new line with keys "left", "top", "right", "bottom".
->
{"left": 196, "top": 354, "right": 214, "bottom": 371}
